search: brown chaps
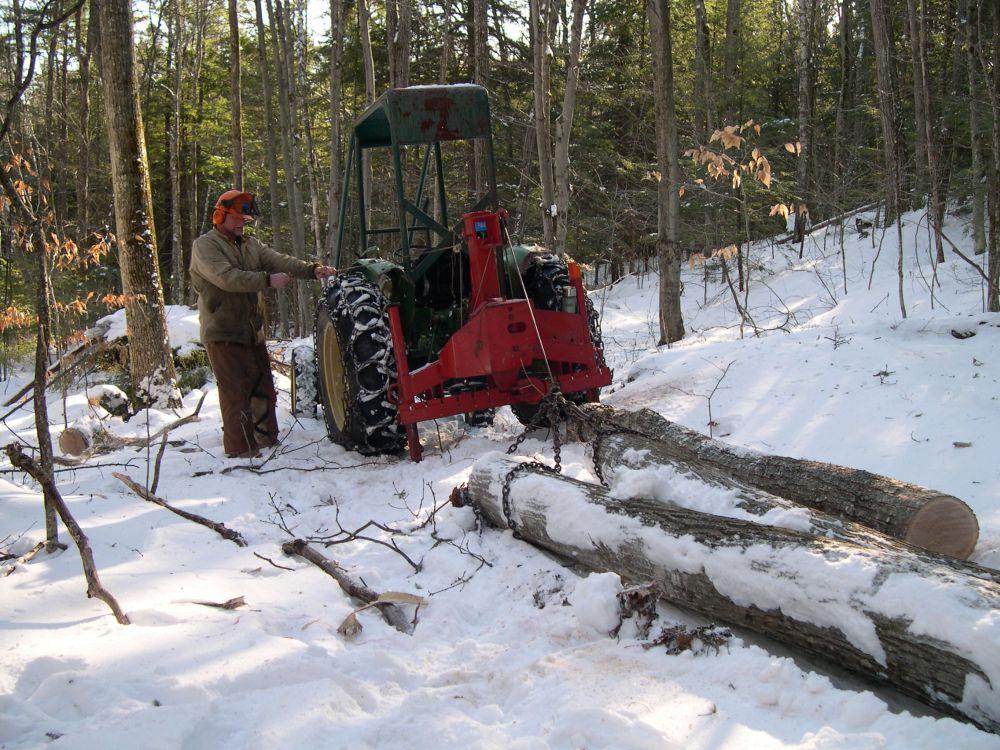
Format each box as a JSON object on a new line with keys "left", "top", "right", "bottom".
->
{"left": 204, "top": 341, "right": 279, "bottom": 457}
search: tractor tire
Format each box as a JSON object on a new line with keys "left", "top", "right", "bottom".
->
{"left": 314, "top": 274, "right": 405, "bottom": 455}
{"left": 511, "top": 255, "right": 604, "bottom": 428}
{"left": 290, "top": 343, "right": 318, "bottom": 418}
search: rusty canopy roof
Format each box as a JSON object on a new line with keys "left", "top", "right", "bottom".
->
{"left": 352, "top": 84, "right": 492, "bottom": 148}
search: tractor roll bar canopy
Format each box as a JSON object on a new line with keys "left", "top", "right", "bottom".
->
{"left": 335, "top": 84, "right": 499, "bottom": 276}
{"left": 353, "top": 84, "right": 493, "bottom": 148}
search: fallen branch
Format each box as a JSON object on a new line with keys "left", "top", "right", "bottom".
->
{"left": 281, "top": 539, "right": 413, "bottom": 634}
{"left": 57, "top": 392, "right": 207, "bottom": 461}
{"left": 2, "top": 336, "right": 115, "bottom": 408}
{"left": 4, "top": 443, "right": 130, "bottom": 624}
{"left": 113, "top": 471, "right": 247, "bottom": 547}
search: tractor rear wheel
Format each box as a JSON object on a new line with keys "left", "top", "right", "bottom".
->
{"left": 511, "top": 254, "right": 603, "bottom": 428}
{"left": 315, "top": 274, "right": 405, "bottom": 455}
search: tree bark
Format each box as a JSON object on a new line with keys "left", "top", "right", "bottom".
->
{"left": 529, "top": 0, "right": 557, "bottom": 249}
{"left": 723, "top": 0, "right": 741, "bottom": 122}
{"left": 692, "top": 0, "right": 712, "bottom": 145}
{"left": 31, "top": 226, "right": 59, "bottom": 549}
{"left": 228, "top": 0, "right": 243, "bottom": 190}
{"left": 963, "top": 0, "right": 986, "bottom": 256}
{"left": 572, "top": 405, "right": 979, "bottom": 558}
{"left": 6, "top": 444, "right": 130, "bottom": 625}
{"left": 169, "top": 0, "right": 184, "bottom": 304}
{"left": 905, "top": 0, "right": 927, "bottom": 204}
{"left": 794, "top": 0, "right": 813, "bottom": 243}
{"left": 96, "top": 0, "right": 180, "bottom": 408}
{"left": 648, "top": 0, "right": 684, "bottom": 345}
{"left": 914, "top": 0, "right": 944, "bottom": 263}
{"left": 324, "top": 0, "right": 344, "bottom": 265}
{"left": 987, "top": 2, "right": 1000, "bottom": 311}
{"left": 252, "top": 0, "right": 288, "bottom": 334}
{"left": 75, "top": 5, "right": 96, "bottom": 236}
{"left": 472, "top": 0, "right": 489, "bottom": 197}
{"left": 869, "top": 0, "right": 907, "bottom": 318}
{"left": 461, "top": 456, "right": 1000, "bottom": 733}
{"left": 552, "top": 0, "right": 586, "bottom": 253}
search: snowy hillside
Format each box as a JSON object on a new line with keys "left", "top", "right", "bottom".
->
{"left": 2, "top": 207, "right": 998, "bottom": 749}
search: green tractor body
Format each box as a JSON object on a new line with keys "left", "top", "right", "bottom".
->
{"left": 310, "top": 85, "right": 612, "bottom": 459}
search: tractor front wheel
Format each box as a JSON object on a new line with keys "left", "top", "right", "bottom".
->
{"left": 315, "top": 274, "right": 405, "bottom": 455}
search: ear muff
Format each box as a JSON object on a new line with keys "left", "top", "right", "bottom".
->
{"left": 212, "top": 206, "right": 227, "bottom": 225}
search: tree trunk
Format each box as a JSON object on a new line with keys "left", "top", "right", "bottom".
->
{"left": 253, "top": 0, "right": 288, "bottom": 334}
{"left": 227, "top": 0, "right": 243, "bottom": 189}
{"left": 552, "top": 0, "right": 586, "bottom": 253}
{"left": 833, "top": 0, "right": 854, "bottom": 209}
{"left": 987, "top": 2, "right": 1000, "bottom": 311}
{"left": 357, "top": 0, "right": 375, "bottom": 237}
{"left": 572, "top": 405, "right": 979, "bottom": 558}
{"left": 905, "top": 0, "right": 927, "bottom": 204}
{"left": 386, "top": 0, "right": 411, "bottom": 89}
{"left": 692, "top": 0, "right": 712, "bottom": 144}
{"left": 31, "top": 226, "right": 59, "bottom": 550}
{"left": 169, "top": 0, "right": 184, "bottom": 304}
{"left": 96, "top": 0, "right": 180, "bottom": 409}
{"left": 963, "top": 0, "right": 986, "bottom": 256}
{"left": 460, "top": 456, "right": 1000, "bottom": 733}
{"left": 915, "top": 0, "right": 944, "bottom": 263}
{"left": 723, "top": 0, "right": 741, "bottom": 122}
{"left": 869, "top": 0, "right": 906, "bottom": 318}
{"left": 472, "top": 0, "right": 488, "bottom": 197}
{"left": 75, "top": 5, "right": 96, "bottom": 236}
{"left": 275, "top": 0, "right": 310, "bottom": 334}
{"left": 529, "top": 0, "right": 557, "bottom": 249}
{"left": 794, "top": 0, "right": 813, "bottom": 243}
{"left": 648, "top": 0, "right": 684, "bottom": 345}
{"left": 325, "top": 0, "right": 344, "bottom": 265}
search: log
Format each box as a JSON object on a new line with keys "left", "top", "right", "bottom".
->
{"left": 571, "top": 405, "right": 979, "bottom": 558}
{"left": 281, "top": 539, "right": 413, "bottom": 635}
{"left": 588, "top": 432, "right": 1000, "bottom": 584}
{"left": 57, "top": 392, "right": 207, "bottom": 460}
{"left": 113, "top": 472, "right": 247, "bottom": 547}
{"left": 461, "top": 454, "right": 1000, "bottom": 733}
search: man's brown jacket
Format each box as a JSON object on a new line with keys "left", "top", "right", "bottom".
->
{"left": 190, "top": 228, "right": 318, "bottom": 345}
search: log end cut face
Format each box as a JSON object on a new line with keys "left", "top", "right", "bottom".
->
{"left": 905, "top": 495, "right": 979, "bottom": 560}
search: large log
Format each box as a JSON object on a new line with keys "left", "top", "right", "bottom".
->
{"left": 588, "top": 431, "right": 1000, "bottom": 583}
{"left": 461, "top": 454, "right": 1000, "bottom": 733}
{"left": 570, "top": 405, "right": 979, "bottom": 558}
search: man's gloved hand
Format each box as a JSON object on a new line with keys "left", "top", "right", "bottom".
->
{"left": 314, "top": 265, "right": 337, "bottom": 280}
{"left": 269, "top": 272, "right": 291, "bottom": 289}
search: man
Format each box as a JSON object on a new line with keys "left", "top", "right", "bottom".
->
{"left": 190, "top": 189, "right": 336, "bottom": 458}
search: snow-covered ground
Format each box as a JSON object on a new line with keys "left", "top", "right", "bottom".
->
{"left": 1, "top": 208, "right": 998, "bottom": 749}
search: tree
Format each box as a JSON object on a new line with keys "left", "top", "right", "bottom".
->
{"left": 227, "top": 0, "right": 243, "bottom": 189}
{"left": 647, "top": 0, "right": 684, "bottom": 344}
{"left": 529, "top": 0, "right": 586, "bottom": 253}
{"left": 869, "top": 0, "right": 907, "bottom": 319}
{"left": 96, "top": 0, "right": 181, "bottom": 406}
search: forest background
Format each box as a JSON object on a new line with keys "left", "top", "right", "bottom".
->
{"left": 0, "top": 0, "right": 998, "bottom": 380}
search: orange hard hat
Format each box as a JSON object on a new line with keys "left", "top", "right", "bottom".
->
{"left": 212, "top": 190, "right": 260, "bottom": 225}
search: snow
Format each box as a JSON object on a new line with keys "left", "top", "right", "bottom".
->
{"left": 1, "top": 207, "right": 999, "bottom": 748}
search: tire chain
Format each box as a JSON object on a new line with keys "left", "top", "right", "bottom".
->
{"left": 313, "top": 273, "right": 403, "bottom": 449}
{"left": 290, "top": 344, "right": 318, "bottom": 416}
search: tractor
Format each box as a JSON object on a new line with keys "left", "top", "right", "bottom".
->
{"left": 300, "top": 84, "right": 612, "bottom": 461}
